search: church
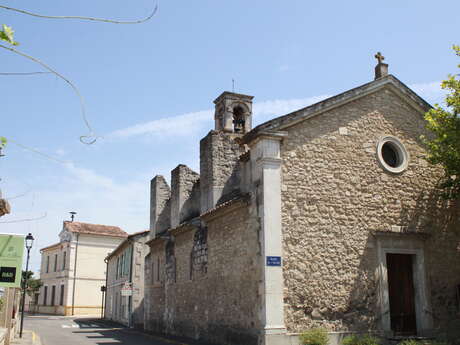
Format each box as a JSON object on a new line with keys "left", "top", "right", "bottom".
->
{"left": 143, "top": 56, "right": 460, "bottom": 345}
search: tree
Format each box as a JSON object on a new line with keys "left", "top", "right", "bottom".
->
{"left": 0, "top": 24, "right": 17, "bottom": 151}
{"left": 22, "top": 270, "right": 42, "bottom": 297}
{"left": 0, "top": 24, "right": 18, "bottom": 45}
{"left": 0, "top": 24, "right": 16, "bottom": 153}
{"left": 423, "top": 45, "right": 460, "bottom": 200}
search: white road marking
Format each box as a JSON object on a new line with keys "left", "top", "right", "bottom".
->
{"left": 61, "top": 324, "right": 79, "bottom": 328}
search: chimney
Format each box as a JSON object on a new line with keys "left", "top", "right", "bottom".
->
{"left": 150, "top": 175, "right": 171, "bottom": 237}
{"left": 374, "top": 52, "right": 388, "bottom": 80}
{"left": 170, "top": 165, "right": 200, "bottom": 228}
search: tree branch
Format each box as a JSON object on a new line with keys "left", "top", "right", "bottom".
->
{"left": 0, "top": 44, "right": 99, "bottom": 144}
{"left": 0, "top": 212, "right": 47, "bottom": 223}
{"left": 0, "top": 2, "right": 158, "bottom": 24}
{"left": 0, "top": 71, "right": 51, "bottom": 75}
{"left": 8, "top": 139, "right": 70, "bottom": 164}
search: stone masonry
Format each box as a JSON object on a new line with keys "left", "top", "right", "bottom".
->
{"left": 150, "top": 175, "right": 171, "bottom": 236}
{"left": 200, "top": 130, "right": 245, "bottom": 213}
{"left": 144, "top": 66, "right": 460, "bottom": 345}
{"left": 279, "top": 88, "right": 454, "bottom": 332}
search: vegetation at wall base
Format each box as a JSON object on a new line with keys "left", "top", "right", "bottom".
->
{"left": 299, "top": 328, "right": 329, "bottom": 345}
{"left": 423, "top": 45, "right": 460, "bottom": 200}
{"left": 342, "top": 334, "right": 380, "bottom": 345}
{"left": 397, "top": 340, "right": 451, "bottom": 345}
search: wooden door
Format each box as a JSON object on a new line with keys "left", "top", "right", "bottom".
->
{"left": 386, "top": 253, "right": 417, "bottom": 335}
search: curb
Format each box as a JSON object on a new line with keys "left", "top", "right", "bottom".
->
{"left": 121, "top": 328, "right": 189, "bottom": 345}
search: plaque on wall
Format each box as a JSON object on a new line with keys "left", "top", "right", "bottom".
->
{"left": 266, "top": 256, "right": 282, "bottom": 266}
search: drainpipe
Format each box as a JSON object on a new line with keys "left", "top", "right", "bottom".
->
{"left": 71, "top": 233, "right": 80, "bottom": 316}
{"left": 104, "top": 257, "right": 109, "bottom": 319}
{"left": 128, "top": 240, "right": 134, "bottom": 328}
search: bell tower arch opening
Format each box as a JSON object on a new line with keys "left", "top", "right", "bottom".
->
{"left": 232, "top": 105, "right": 246, "bottom": 133}
{"left": 213, "top": 91, "right": 254, "bottom": 134}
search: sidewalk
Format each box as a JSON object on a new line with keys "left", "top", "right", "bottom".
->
{"left": 83, "top": 318, "right": 214, "bottom": 345}
{"left": 9, "top": 330, "right": 41, "bottom": 345}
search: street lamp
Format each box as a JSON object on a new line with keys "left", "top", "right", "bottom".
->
{"left": 19, "top": 233, "right": 34, "bottom": 338}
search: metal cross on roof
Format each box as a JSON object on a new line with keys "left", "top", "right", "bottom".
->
{"left": 375, "top": 52, "right": 385, "bottom": 64}
{"left": 70, "top": 211, "right": 77, "bottom": 222}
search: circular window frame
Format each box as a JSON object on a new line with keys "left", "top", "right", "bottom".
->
{"left": 376, "top": 136, "right": 409, "bottom": 174}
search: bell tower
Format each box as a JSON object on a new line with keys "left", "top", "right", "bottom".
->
{"left": 199, "top": 91, "right": 253, "bottom": 213}
{"left": 213, "top": 91, "right": 254, "bottom": 134}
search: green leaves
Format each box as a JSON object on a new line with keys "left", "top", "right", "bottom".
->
{"left": 22, "top": 270, "right": 43, "bottom": 296}
{"left": 0, "top": 136, "right": 6, "bottom": 148}
{"left": 342, "top": 334, "right": 380, "bottom": 345}
{"left": 0, "top": 24, "right": 18, "bottom": 45}
{"left": 423, "top": 45, "right": 460, "bottom": 200}
{"left": 299, "top": 328, "right": 329, "bottom": 345}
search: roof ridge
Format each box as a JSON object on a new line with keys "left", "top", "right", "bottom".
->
{"left": 64, "top": 220, "right": 128, "bottom": 238}
{"left": 242, "top": 74, "right": 432, "bottom": 143}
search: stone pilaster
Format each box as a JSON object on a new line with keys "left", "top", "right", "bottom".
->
{"left": 248, "top": 131, "right": 287, "bottom": 345}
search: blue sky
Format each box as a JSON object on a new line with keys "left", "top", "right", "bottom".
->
{"left": 0, "top": 0, "right": 458, "bottom": 272}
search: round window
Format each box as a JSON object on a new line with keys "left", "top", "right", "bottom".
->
{"left": 376, "top": 136, "right": 409, "bottom": 173}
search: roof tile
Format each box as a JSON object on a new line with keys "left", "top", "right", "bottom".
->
{"left": 64, "top": 221, "right": 128, "bottom": 238}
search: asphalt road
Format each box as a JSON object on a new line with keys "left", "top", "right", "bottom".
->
{"left": 25, "top": 315, "right": 187, "bottom": 345}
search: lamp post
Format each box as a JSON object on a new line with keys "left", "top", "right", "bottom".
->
{"left": 100, "top": 286, "right": 106, "bottom": 319}
{"left": 19, "top": 233, "right": 34, "bottom": 338}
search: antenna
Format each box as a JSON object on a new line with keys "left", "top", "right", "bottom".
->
{"left": 232, "top": 78, "right": 235, "bottom": 93}
{"left": 69, "top": 211, "right": 77, "bottom": 222}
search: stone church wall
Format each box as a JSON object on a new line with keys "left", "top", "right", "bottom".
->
{"left": 144, "top": 241, "right": 166, "bottom": 333}
{"left": 171, "top": 165, "right": 200, "bottom": 228}
{"left": 144, "top": 204, "right": 261, "bottom": 345}
{"left": 150, "top": 175, "right": 171, "bottom": 235}
{"left": 200, "top": 130, "right": 244, "bottom": 213}
{"left": 280, "top": 88, "right": 460, "bottom": 335}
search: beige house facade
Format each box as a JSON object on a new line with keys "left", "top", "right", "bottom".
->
{"left": 143, "top": 60, "right": 460, "bottom": 345}
{"left": 38, "top": 221, "right": 127, "bottom": 315}
{"left": 105, "top": 230, "right": 149, "bottom": 328}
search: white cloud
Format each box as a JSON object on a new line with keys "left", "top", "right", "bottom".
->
{"left": 64, "top": 162, "right": 115, "bottom": 189}
{"left": 409, "top": 81, "right": 441, "bottom": 95}
{"left": 279, "top": 65, "right": 290, "bottom": 72}
{"left": 409, "top": 81, "right": 445, "bottom": 105}
{"left": 108, "top": 110, "right": 212, "bottom": 139}
{"left": 55, "top": 148, "right": 67, "bottom": 156}
{"left": 252, "top": 95, "right": 330, "bottom": 124}
{"left": 107, "top": 95, "right": 330, "bottom": 140}
{"left": 0, "top": 160, "right": 151, "bottom": 272}
{"left": 106, "top": 81, "right": 444, "bottom": 141}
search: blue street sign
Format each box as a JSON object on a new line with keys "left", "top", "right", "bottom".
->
{"left": 266, "top": 256, "right": 282, "bottom": 266}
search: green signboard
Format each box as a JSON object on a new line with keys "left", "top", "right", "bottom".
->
{"left": 0, "top": 233, "right": 25, "bottom": 288}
